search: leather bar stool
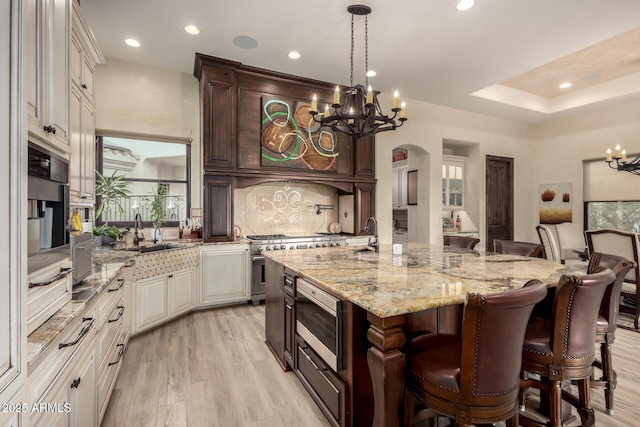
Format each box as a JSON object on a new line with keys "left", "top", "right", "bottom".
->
{"left": 586, "top": 252, "right": 635, "bottom": 415}
{"left": 404, "top": 281, "right": 547, "bottom": 427}
{"left": 519, "top": 267, "right": 616, "bottom": 427}
{"left": 443, "top": 235, "right": 480, "bottom": 250}
{"left": 494, "top": 239, "right": 544, "bottom": 258}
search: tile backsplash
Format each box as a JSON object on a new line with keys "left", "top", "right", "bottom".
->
{"left": 234, "top": 183, "right": 339, "bottom": 237}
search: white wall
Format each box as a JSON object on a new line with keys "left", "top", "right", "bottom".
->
{"left": 374, "top": 92, "right": 535, "bottom": 248}
{"left": 531, "top": 98, "right": 640, "bottom": 241}
{"left": 94, "top": 59, "right": 202, "bottom": 208}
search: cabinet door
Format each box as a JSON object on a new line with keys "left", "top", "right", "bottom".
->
{"left": 442, "top": 158, "right": 465, "bottom": 209}
{"left": 135, "top": 276, "right": 167, "bottom": 332}
{"left": 67, "top": 346, "right": 96, "bottom": 427}
{"left": 201, "top": 66, "right": 235, "bottom": 169}
{"left": 70, "top": 33, "right": 82, "bottom": 89}
{"left": 30, "top": 377, "right": 68, "bottom": 427}
{"left": 69, "top": 87, "right": 82, "bottom": 200}
{"left": 398, "top": 165, "right": 408, "bottom": 207}
{"left": 354, "top": 182, "right": 376, "bottom": 236}
{"left": 203, "top": 175, "right": 234, "bottom": 242}
{"left": 80, "top": 100, "right": 95, "bottom": 201}
{"left": 391, "top": 167, "right": 399, "bottom": 208}
{"left": 199, "top": 247, "right": 249, "bottom": 305}
{"left": 167, "top": 269, "right": 195, "bottom": 316}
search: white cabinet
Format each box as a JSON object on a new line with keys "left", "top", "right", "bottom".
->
{"left": 134, "top": 267, "right": 196, "bottom": 334}
{"left": 68, "top": 1, "right": 103, "bottom": 205}
{"left": 393, "top": 229, "right": 409, "bottom": 244}
{"left": 392, "top": 160, "right": 408, "bottom": 209}
{"left": 27, "top": 0, "right": 71, "bottom": 152}
{"left": 199, "top": 245, "right": 250, "bottom": 306}
{"left": 442, "top": 155, "right": 465, "bottom": 209}
{"left": 168, "top": 269, "right": 196, "bottom": 316}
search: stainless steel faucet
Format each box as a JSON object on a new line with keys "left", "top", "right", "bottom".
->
{"left": 133, "top": 213, "right": 145, "bottom": 246}
{"left": 364, "top": 216, "right": 379, "bottom": 252}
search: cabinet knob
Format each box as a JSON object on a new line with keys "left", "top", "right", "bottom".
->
{"left": 81, "top": 83, "right": 88, "bottom": 89}
{"left": 70, "top": 377, "right": 81, "bottom": 389}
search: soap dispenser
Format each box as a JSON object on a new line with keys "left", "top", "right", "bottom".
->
{"left": 455, "top": 215, "right": 461, "bottom": 230}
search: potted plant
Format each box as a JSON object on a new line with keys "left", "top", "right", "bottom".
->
{"left": 149, "top": 184, "right": 167, "bottom": 243}
{"left": 94, "top": 170, "right": 131, "bottom": 245}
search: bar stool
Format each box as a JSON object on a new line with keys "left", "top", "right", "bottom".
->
{"left": 404, "top": 281, "right": 547, "bottom": 427}
{"left": 586, "top": 252, "right": 635, "bottom": 415}
{"left": 519, "top": 268, "right": 615, "bottom": 427}
{"left": 443, "top": 235, "right": 480, "bottom": 249}
{"left": 494, "top": 239, "right": 544, "bottom": 257}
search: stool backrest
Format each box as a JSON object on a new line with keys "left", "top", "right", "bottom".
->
{"left": 587, "top": 252, "right": 636, "bottom": 327}
{"left": 460, "top": 282, "right": 547, "bottom": 398}
{"left": 494, "top": 239, "right": 544, "bottom": 257}
{"left": 444, "top": 235, "right": 480, "bottom": 249}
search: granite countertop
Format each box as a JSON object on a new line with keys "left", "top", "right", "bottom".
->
{"left": 263, "top": 243, "right": 583, "bottom": 318}
{"left": 26, "top": 248, "right": 135, "bottom": 367}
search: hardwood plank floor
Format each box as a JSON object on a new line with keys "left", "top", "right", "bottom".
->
{"left": 102, "top": 304, "right": 640, "bottom": 427}
{"left": 101, "top": 305, "right": 330, "bottom": 427}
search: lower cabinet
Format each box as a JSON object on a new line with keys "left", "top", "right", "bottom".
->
{"left": 198, "top": 244, "right": 249, "bottom": 306}
{"left": 134, "top": 267, "right": 196, "bottom": 334}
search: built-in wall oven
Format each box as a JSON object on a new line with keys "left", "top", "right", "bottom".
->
{"left": 296, "top": 278, "right": 342, "bottom": 372}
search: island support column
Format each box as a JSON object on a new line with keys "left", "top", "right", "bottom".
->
{"left": 366, "top": 313, "right": 407, "bottom": 427}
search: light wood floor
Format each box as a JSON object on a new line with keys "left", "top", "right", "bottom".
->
{"left": 102, "top": 304, "right": 639, "bottom": 427}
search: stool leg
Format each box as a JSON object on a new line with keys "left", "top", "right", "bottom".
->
{"left": 519, "top": 371, "right": 527, "bottom": 411}
{"left": 506, "top": 411, "right": 519, "bottom": 427}
{"left": 403, "top": 388, "right": 414, "bottom": 427}
{"left": 578, "top": 377, "right": 591, "bottom": 410}
{"left": 549, "top": 380, "right": 563, "bottom": 427}
{"left": 601, "top": 339, "right": 615, "bottom": 415}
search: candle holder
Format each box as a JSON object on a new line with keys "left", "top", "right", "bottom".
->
{"left": 606, "top": 145, "right": 640, "bottom": 175}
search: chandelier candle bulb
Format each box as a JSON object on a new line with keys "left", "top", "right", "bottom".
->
{"left": 366, "top": 85, "right": 373, "bottom": 104}
{"left": 615, "top": 144, "right": 622, "bottom": 158}
{"left": 348, "top": 107, "right": 354, "bottom": 124}
{"left": 393, "top": 90, "right": 400, "bottom": 109}
{"left": 606, "top": 148, "right": 613, "bottom": 162}
{"left": 310, "top": 94, "right": 318, "bottom": 112}
{"left": 333, "top": 85, "right": 341, "bottom": 105}
{"left": 622, "top": 149, "right": 627, "bottom": 162}
{"left": 324, "top": 104, "right": 330, "bottom": 117}
{"left": 399, "top": 101, "right": 406, "bottom": 119}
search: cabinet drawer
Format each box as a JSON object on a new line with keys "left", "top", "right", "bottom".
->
{"left": 29, "top": 309, "right": 96, "bottom": 409}
{"left": 97, "top": 274, "right": 126, "bottom": 329}
{"left": 27, "top": 264, "right": 73, "bottom": 336}
{"left": 97, "top": 295, "right": 125, "bottom": 367}
{"left": 296, "top": 340, "right": 345, "bottom": 426}
{"left": 97, "top": 326, "right": 126, "bottom": 420}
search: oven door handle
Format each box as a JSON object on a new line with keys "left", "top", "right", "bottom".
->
{"left": 251, "top": 255, "right": 266, "bottom": 262}
{"left": 300, "top": 346, "right": 340, "bottom": 394}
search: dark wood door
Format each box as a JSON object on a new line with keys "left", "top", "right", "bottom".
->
{"left": 486, "top": 155, "right": 514, "bottom": 251}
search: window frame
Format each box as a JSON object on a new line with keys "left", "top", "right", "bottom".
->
{"left": 95, "top": 132, "right": 191, "bottom": 229}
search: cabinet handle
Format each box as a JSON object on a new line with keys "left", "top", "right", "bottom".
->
{"left": 108, "top": 344, "right": 125, "bottom": 366}
{"left": 70, "top": 377, "right": 81, "bottom": 389}
{"left": 168, "top": 274, "right": 174, "bottom": 278}
{"left": 108, "top": 278, "right": 125, "bottom": 292}
{"left": 108, "top": 305, "right": 125, "bottom": 323}
{"left": 59, "top": 317, "right": 94, "bottom": 349}
{"left": 81, "top": 83, "right": 87, "bottom": 89}
{"left": 300, "top": 347, "right": 340, "bottom": 394}
{"left": 29, "top": 267, "right": 73, "bottom": 288}
{"left": 43, "top": 125, "right": 56, "bottom": 134}
{"left": 124, "top": 259, "right": 136, "bottom": 268}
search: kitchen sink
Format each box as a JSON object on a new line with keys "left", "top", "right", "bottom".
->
{"left": 116, "top": 244, "right": 182, "bottom": 253}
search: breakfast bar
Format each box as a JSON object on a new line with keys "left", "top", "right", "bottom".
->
{"left": 264, "top": 243, "right": 582, "bottom": 427}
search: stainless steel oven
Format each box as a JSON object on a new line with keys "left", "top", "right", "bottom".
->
{"left": 296, "top": 278, "right": 342, "bottom": 372}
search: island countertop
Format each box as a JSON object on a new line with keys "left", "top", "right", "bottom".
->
{"left": 263, "top": 242, "right": 584, "bottom": 318}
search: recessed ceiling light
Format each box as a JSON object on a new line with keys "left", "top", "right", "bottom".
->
{"left": 288, "top": 51, "right": 301, "bottom": 59}
{"left": 559, "top": 82, "right": 572, "bottom": 89}
{"left": 233, "top": 35, "right": 258, "bottom": 50}
{"left": 184, "top": 25, "right": 200, "bottom": 35}
{"left": 456, "top": 0, "right": 475, "bottom": 11}
{"left": 365, "top": 70, "right": 376, "bottom": 77}
{"left": 125, "top": 38, "right": 141, "bottom": 47}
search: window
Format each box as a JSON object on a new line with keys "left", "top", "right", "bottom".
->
{"left": 96, "top": 133, "right": 190, "bottom": 227}
{"left": 585, "top": 201, "right": 640, "bottom": 233}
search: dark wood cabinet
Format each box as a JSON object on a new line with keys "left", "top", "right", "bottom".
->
{"left": 265, "top": 258, "right": 287, "bottom": 370}
{"left": 354, "top": 182, "right": 376, "bottom": 236}
{"left": 354, "top": 136, "right": 375, "bottom": 178}
{"left": 202, "top": 175, "right": 233, "bottom": 241}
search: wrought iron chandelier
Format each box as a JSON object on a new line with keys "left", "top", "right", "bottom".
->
{"left": 606, "top": 144, "right": 640, "bottom": 175}
{"left": 309, "top": 4, "right": 406, "bottom": 139}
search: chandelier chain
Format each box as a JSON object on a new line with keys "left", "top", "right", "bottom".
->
{"left": 350, "top": 13, "right": 354, "bottom": 88}
{"left": 365, "top": 15, "right": 369, "bottom": 89}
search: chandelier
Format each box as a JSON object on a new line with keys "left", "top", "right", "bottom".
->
{"left": 606, "top": 144, "right": 640, "bottom": 175}
{"left": 309, "top": 4, "right": 406, "bottom": 139}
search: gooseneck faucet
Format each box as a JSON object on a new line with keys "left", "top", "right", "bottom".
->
{"left": 133, "top": 213, "right": 145, "bottom": 246}
{"left": 364, "top": 216, "right": 379, "bottom": 252}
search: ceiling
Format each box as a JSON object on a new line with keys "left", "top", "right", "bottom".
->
{"left": 80, "top": 0, "right": 640, "bottom": 124}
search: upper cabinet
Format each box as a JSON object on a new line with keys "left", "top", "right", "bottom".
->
{"left": 392, "top": 159, "right": 408, "bottom": 209}
{"left": 442, "top": 155, "right": 465, "bottom": 209}
{"left": 68, "top": 0, "right": 104, "bottom": 206}
{"left": 27, "top": 0, "right": 71, "bottom": 152}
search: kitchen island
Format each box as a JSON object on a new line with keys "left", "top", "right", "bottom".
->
{"left": 264, "top": 243, "right": 583, "bottom": 427}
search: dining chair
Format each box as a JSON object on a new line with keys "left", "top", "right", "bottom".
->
{"left": 586, "top": 252, "right": 635, "bottom": 415}
{"left": 404, "top": 282, "right": 547, "bottom": 427}
{"left": 443, "top": 235, "right": 480, "bottom": 249}
{"left": 518, "top": 268, "right": 615, "bottom": 427}
{"left": 493, "top": 239, "right": 543, "bottom": 257}
{"left": 585, "top": 229, "right": 640, "bottom": 329}
{"left": 555, "top": 222, "right": 588, "bottom": 263}
{"left": 536, "top": 224, "right": 561, "bottom": 262}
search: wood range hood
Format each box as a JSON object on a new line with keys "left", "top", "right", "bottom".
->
{"left": 194, "top": 53, "right": 377, "bottom": 242}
